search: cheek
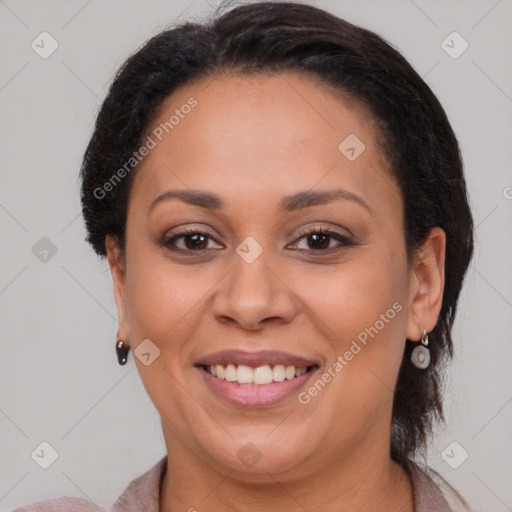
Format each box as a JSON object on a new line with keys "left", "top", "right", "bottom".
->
{"left": 296, "top": 254, "right": 404, "bottom": 344}
{"left": 122, "top": 254, "right": 215, "bottom": 414}
{"left": 124, "top": 251, "right": 220, "bottom": 349}
{"left": 294, "top": 250, "right": 408, "bottom": 402}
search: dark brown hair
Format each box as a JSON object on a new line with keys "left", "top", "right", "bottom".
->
{"left": 80, "top": 0, "right": 474, "bottom": 465}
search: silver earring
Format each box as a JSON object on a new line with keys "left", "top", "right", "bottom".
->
{"left": 411, "top": 329, "right": 430, "bottom": 369}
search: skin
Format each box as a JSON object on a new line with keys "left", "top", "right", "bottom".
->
{"left": 106, "top": 70, "right": 446, "bottom": 512}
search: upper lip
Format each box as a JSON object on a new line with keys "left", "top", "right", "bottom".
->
{"left": 196, "top": 350, "right": 319, "bottom": 369}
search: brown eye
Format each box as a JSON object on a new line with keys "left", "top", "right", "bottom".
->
{"left": 289, "top": 227, "right": 355, "bottom": 252}
{"left": 161, "top": 228, "right": 222, "bottom": 252}
{"left": 181, "top": 233, "right": 209, "bottom": 250}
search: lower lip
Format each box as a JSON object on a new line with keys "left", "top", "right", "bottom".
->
{"left": 198, "top": 366, "right": 318, "bottom": 407}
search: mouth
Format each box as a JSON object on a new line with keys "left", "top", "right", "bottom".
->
{"left": 195, "top": 350, "right": 320, "bottom": 407}
{"left": 201, "top": 363, "right": 316, "bottom": 384}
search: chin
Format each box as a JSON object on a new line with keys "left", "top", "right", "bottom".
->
{"left": 195, "top": 425, "right": 319, "bottom": 479}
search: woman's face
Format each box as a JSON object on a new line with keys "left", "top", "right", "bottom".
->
{"left": 107, "top": 71, "right": 445, "bottom": 478}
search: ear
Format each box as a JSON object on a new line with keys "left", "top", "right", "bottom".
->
{"left": 406, "top": 227, "right": 446, "bottom": 342}
{"left": 106, "top": 234, "right": 130, "bottom": 346}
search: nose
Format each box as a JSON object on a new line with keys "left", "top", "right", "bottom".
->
{"left": 212, "top": 249, "right": 298, "bottom": 331}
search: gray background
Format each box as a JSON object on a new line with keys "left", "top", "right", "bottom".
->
{"left": 1, "top": 0, "right": 511, "bottom": 510}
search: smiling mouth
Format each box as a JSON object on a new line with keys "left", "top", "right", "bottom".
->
{"left": 200, "top": 363, "right": 318, "bottom": 385}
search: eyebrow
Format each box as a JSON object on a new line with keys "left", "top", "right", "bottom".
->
{"left": 148, "top": 187, "right": 373, "bottom": 215}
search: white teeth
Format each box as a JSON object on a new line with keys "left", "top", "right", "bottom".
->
{"left": 273, "top": 364, "right": 286, "bottom": 382}
{"left": 224, "top": 364, "right": 237, "bottom": 382}
{"left": 285, "top": 365, "right": 296, "bottom": 380}
{"left": 295, "top": 367, "right": 307, "bottom": 377}
{"left": 236, "top": 364, "right": 253, "bottom": 384}
{"left": 216, "top": 364, "right": 225, "bottom": 379}
{"left": 206, "top": 363, "right": 312, "bottom": 384}
{"left": 253, "top": 365, "right": 273, "bottom": 385}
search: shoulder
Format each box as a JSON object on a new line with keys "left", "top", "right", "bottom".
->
{"left": 11, "top": 456, "right": 167, "bottom": 512}
{"left": 10, "top": 496, "right": 106, "bottom": 511}
{"left": 110, "top": 456, "right": 167, "bottom": 512}
{"left": 405, "top": 460, "right": 472, "bottom": 512}
{"left": 427, "top": 468, "right": 473, "bottom": 512}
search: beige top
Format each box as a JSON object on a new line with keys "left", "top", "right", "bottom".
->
{"left": 11, "top": 456, "right": 471, "bottom": 511}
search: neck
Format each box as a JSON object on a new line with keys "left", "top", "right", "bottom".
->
{"left": 158, "top": 440, "right": 414, "bottom": 512}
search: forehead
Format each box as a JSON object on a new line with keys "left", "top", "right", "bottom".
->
{"left": 130, "top": 70, "right": 398, "bottom": 218}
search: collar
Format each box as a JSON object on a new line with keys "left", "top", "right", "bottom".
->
{"left": 111, "top": 455, "right": 459, "bottom": 511}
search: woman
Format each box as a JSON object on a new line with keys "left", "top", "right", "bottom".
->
{"left": 14, "top": 1, "right": 474, "bottom": 510}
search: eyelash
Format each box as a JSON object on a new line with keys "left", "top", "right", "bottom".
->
{"left": 161, "top": 226, "right": 355, "bottom": 255}
{"left": 291, "top": 226, "right": 355, "bottom": 252}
